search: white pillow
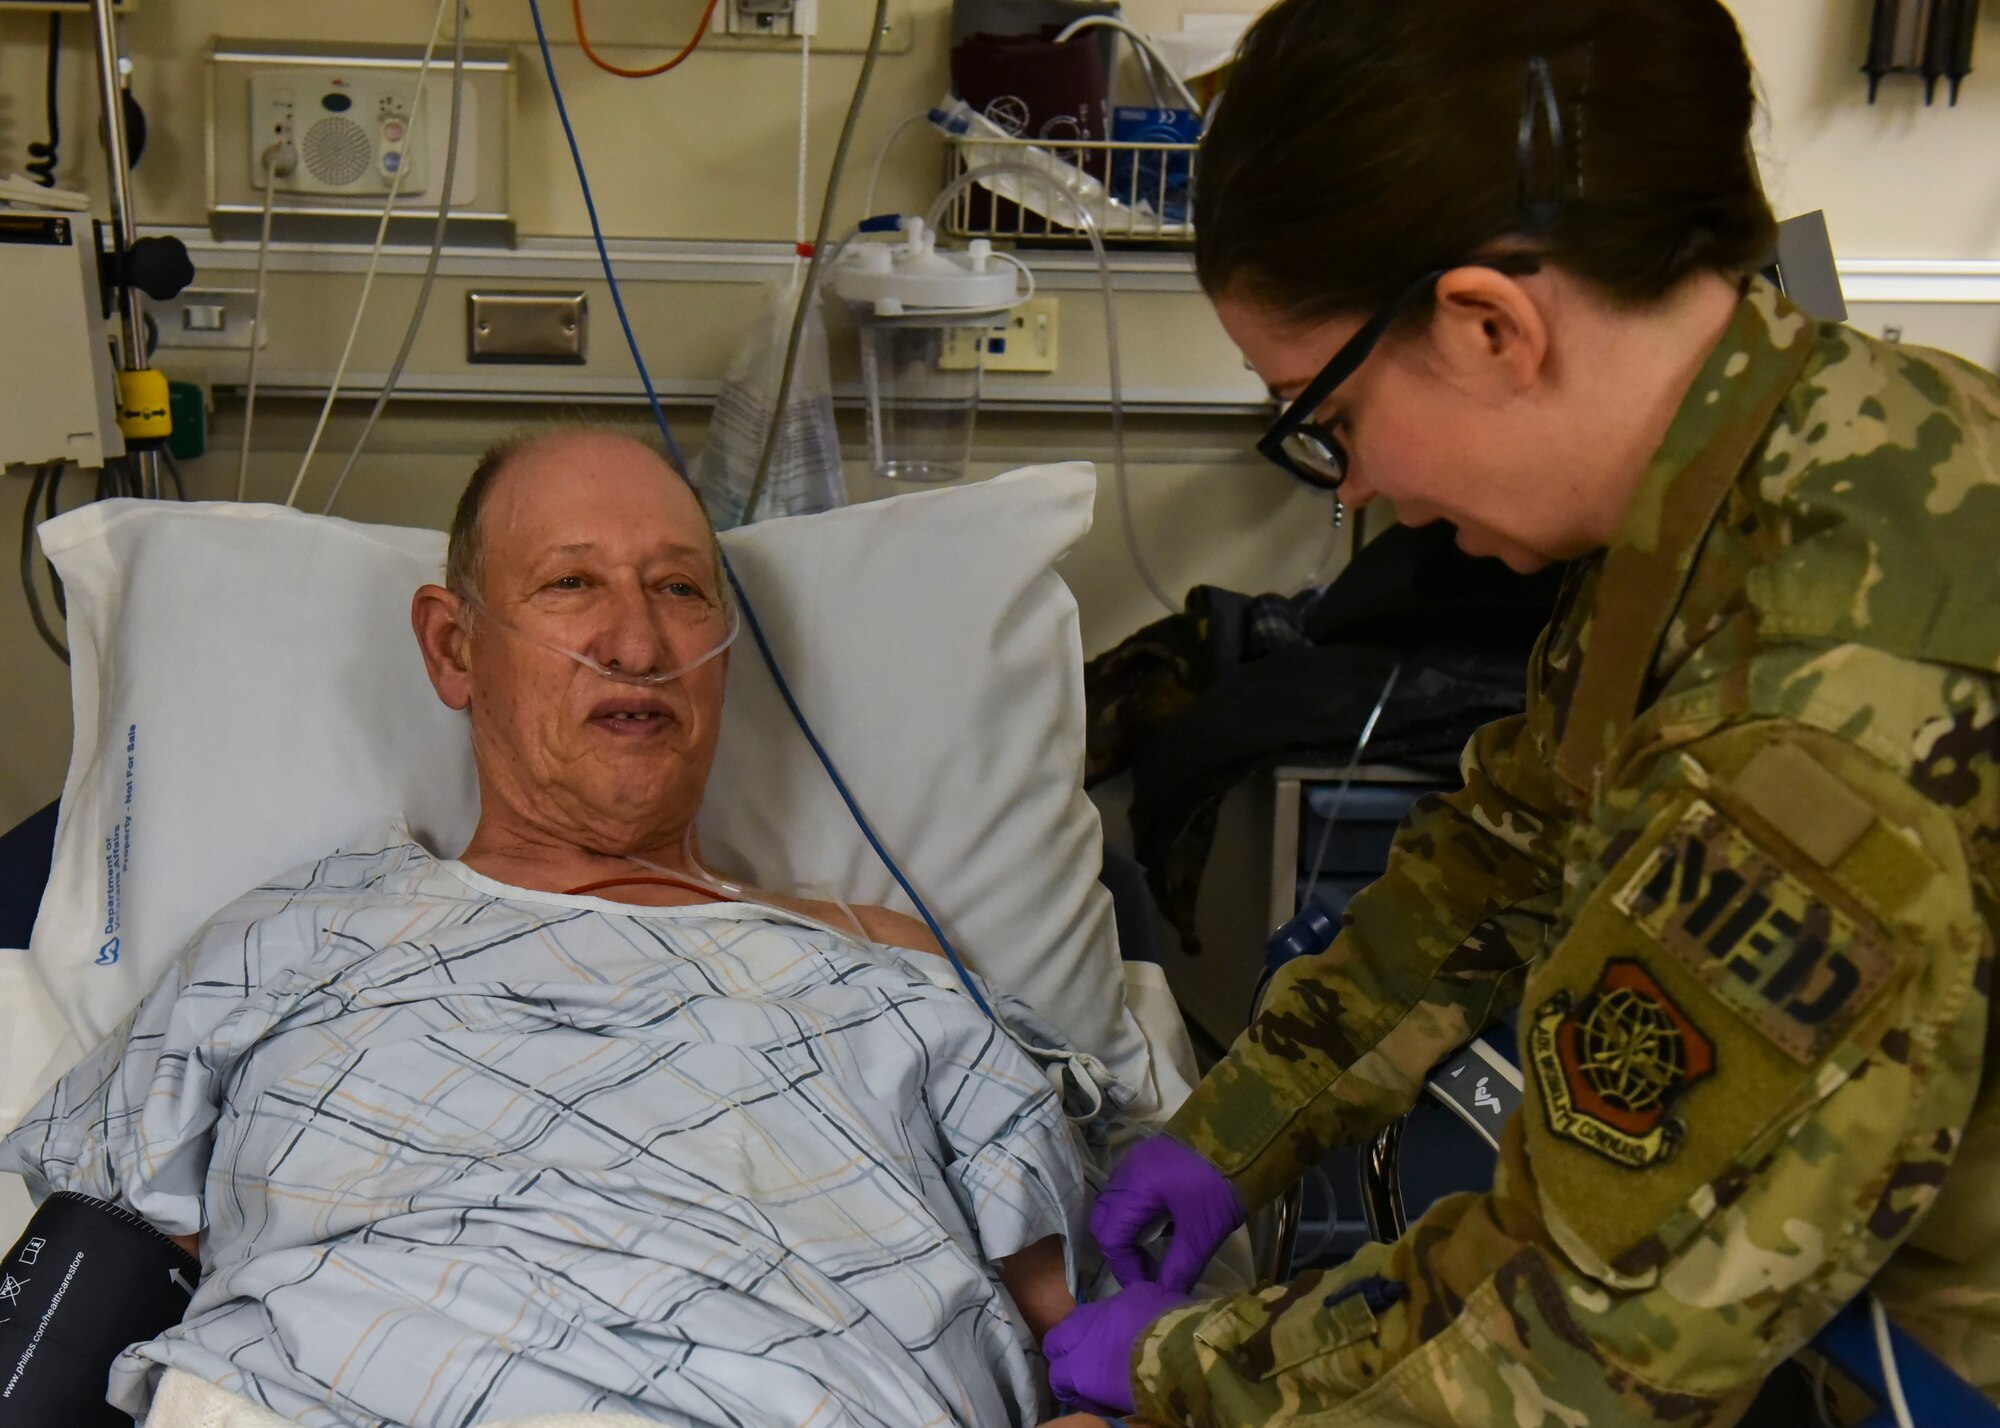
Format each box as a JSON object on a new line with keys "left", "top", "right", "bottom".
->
{"left": 16, "top": 465, "right": 1171, "bottom": 1116}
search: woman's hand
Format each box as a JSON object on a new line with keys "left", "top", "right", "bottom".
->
{"left": 1091, "top": 1135, "right": 1244, "bottom": 1291}
{"left": 1045, "top": 1281, "right": 1192, "bottom": 1414}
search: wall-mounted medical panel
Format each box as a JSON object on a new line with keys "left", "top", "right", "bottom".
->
{"left": 205, "top": 38, "right": 515, "bottom": 244}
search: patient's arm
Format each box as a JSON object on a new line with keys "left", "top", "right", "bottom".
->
{"left": 999, "top": 1234, "right": 1076, "bottom": 1343}
{"left": 171, "top": 1232, "right": 201, "bottom": 1257}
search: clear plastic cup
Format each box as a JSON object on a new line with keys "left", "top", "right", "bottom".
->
{"left": 857, "top": 316, "right": 987, "bottom": 483}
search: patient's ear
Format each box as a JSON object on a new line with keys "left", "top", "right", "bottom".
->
{"left": 412, "top": 584, "right": 474, "bottom": 711}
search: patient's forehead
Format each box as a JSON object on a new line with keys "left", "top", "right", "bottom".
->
{"left": 481, "top": 432, "right": 709, "bottom": 579}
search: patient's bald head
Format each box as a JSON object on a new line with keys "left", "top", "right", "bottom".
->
{"left": 446, "top": 428, "right": 724, "bottom": 606}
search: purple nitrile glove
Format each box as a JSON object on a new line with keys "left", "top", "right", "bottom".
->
{"left": 1045, "top": 1281, "right": 1192, "bottom": 1415}
{"left": 1090, "top": 1134, "right": 1245, "bottom": 1292}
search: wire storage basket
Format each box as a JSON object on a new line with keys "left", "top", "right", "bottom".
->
{"left": 938, "top": 131, "right": 1196, "bottom": 246}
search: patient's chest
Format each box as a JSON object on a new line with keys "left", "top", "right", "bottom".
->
{"left": 204, "top": 895, "right": 978, "bottom": 1261}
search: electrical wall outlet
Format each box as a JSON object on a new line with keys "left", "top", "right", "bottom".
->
{"left": 720, "top": 0, "right": 818, "bottom": 39}
{"left": 154, "top": 287, "right": 268, "bottom": 351}
{"left": 938, "top": 297, "right": 1059, "bottom": 373}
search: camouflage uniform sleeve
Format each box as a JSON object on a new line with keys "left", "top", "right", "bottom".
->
{"left": 1167, "top": 711, "right": 1572, "bottom": 1211}
{"left": 1133, "top": 679, "right": 1997, "bottom": 1427}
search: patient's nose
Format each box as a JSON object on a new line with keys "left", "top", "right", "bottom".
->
{"left": 588, "top": 576, "right": 671, "bottom": 676}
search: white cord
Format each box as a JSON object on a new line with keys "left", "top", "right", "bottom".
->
{"left": 321, "top": 0, "right": 469, "bottom": 516}
{"left": 926, "top": 163, "right": 1177, "bottom": 613}
{"left": 1051, "top": 15, "right": 1204, "bottom": 116}
{"left": 1871, "top": 1293, "right": 1917, "bottom": 1428}
{"left": 863, "top": 111, "right": 933, "bottom": 219}
{"left": 795, "top": 32, "right": 811, "bottom": 265}
{"left": 1300, "top": 663, "right": 1402, "bottom": 910}
{"left": 283, "top": 0, "right": 452, "bottom": 509}
{"left": 236, "top": 148, "right": 286, "bottom": 502}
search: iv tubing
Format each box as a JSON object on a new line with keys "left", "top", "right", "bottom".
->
{"left": 284, "top": 0, "right": 454, "bottom": 510}
{"left": 1050, "top": 15, "right": 1204, "bottom": 117}
{"left": 573, "top": 0, "right": 721, "bottom": 79}
{"left": 863, "top": 111, "right": 935, "bottom": 220}
{"left": 322, "top": 0, "right": 469, "bottom": 516}
{"left": 924, "top": 163, "right": 1180, "bottom": 614}
{"left": 740, "top": 0, "right": 893, "bottom": 525}
{"left": 236, "top": 149, "right": 284, "bottom": 503}
{"left": 1300, "top": 663, "right": 1402, "bottom": 912}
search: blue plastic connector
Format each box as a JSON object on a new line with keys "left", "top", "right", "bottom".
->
{"left": 1265, "top": 899, "right": 1339, "bottom": 971}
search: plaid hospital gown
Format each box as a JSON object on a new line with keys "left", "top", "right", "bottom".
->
{"left": 1, "top": 824, "right": 1086, "bottom": 1427}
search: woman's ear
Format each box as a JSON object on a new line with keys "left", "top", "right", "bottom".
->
{"left": 1427, "top": 266, "right": 1550, "bottom": 396}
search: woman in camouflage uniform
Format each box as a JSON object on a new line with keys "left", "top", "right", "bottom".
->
{"left": 1045, "top": 0, "right": 2000, "bottom": 1423}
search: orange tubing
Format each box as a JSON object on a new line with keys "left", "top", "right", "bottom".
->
{"left": 573, "top": 0, "right": 723, "bottom": 79}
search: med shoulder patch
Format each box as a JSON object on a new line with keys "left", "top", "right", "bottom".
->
{"left": 1523, "top": 788, "right": 1918, "bottom": 1263}
{"left": 1612, "top": 799, "right": 1896, "bottom": 1064}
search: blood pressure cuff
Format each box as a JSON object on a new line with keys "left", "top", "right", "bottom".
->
{"left": 0, "top": 1191, "right": 199, "bottom": 1423}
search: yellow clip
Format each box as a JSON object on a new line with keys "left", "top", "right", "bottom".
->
{"left": 117, "top": 368, "right": 173, "bottom": 441}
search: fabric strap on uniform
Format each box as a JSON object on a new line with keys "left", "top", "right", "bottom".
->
{"left": 1554, "top": 308, "right": 1817, "bottom": 797}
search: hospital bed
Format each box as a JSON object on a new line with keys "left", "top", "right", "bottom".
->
{"left": 0, "top": 463, "right": 1205, "bottom": 1267}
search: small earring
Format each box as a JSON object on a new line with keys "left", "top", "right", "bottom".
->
{"left": 1331, "top": 495, "right": 1345, "bottom": 528}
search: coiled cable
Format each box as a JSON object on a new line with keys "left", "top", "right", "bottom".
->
{"left": 25, "top": 14, "right": 61, "bottom": 188}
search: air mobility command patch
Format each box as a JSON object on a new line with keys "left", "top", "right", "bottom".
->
{"left": 1612, "top": 799, "right": 1895, "bottom": 1064}
{"left": 1530, "top": 960, "right": 1715, "bottom": 1168}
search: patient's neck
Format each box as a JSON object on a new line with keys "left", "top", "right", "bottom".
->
{"left": 458, "top": 810, "right": 716, "bottom": 906}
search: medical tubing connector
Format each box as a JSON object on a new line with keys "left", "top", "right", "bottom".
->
{"left": 525, "top": 0, "right": 996, "bottom": 1032}
{"left": 923, "top": 162, "right": 1179, "bottom": 615}
{"left": 459, "top": 597, "right": 741, "bottom": 687}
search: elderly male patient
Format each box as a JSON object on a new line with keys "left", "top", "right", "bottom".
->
{"left": 0, "top": 429, "right": 1081, "bottom": 1426}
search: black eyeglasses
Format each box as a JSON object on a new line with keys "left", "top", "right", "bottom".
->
{"left": 1256, "top": 257, "right": 1542, "bottom": 493}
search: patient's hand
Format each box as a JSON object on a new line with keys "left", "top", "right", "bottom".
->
{"left": 999, "top": 1234, "right": 1076, "bottom": 1343}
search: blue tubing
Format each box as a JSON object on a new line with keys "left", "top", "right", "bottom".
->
{"left": 1811, "top": 1297, "right": 2000, "bottom": 1427}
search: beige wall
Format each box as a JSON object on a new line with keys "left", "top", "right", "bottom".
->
{"left": 4, "top": 0, "right": 2000, "bottom": 841}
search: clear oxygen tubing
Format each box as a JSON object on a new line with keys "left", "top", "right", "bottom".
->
{"left": 284, "top": 0, "right": 454, "bottom": 511}
{"left": 739, "top": 0, "right": 893, "bottom": 526}
{"left": 458, "top": 594, "right": 742, "bottom": 688}
{"left": 236, "top": 143, "right": 290, "bottom": 503}
{"left": 524, "top": 0, "right": 1002, "bottom": 1036}
{"left": 923, "top": 162, "right": 1180, "bottom": 615}
{"left": 320, "top": 0, "right": 469, "bottom": 517}
{"left": 863, "top": 111, "right": 936, "bottom": 220}
{"left": 1243, "top": 660, "right": 1403, "bottom": 1029}
{"left": 1299, "top": 662, "right": 1403, "bottom": 911}
{"left": 1050, "top": 14, "right": 1204, "bottom": 117}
